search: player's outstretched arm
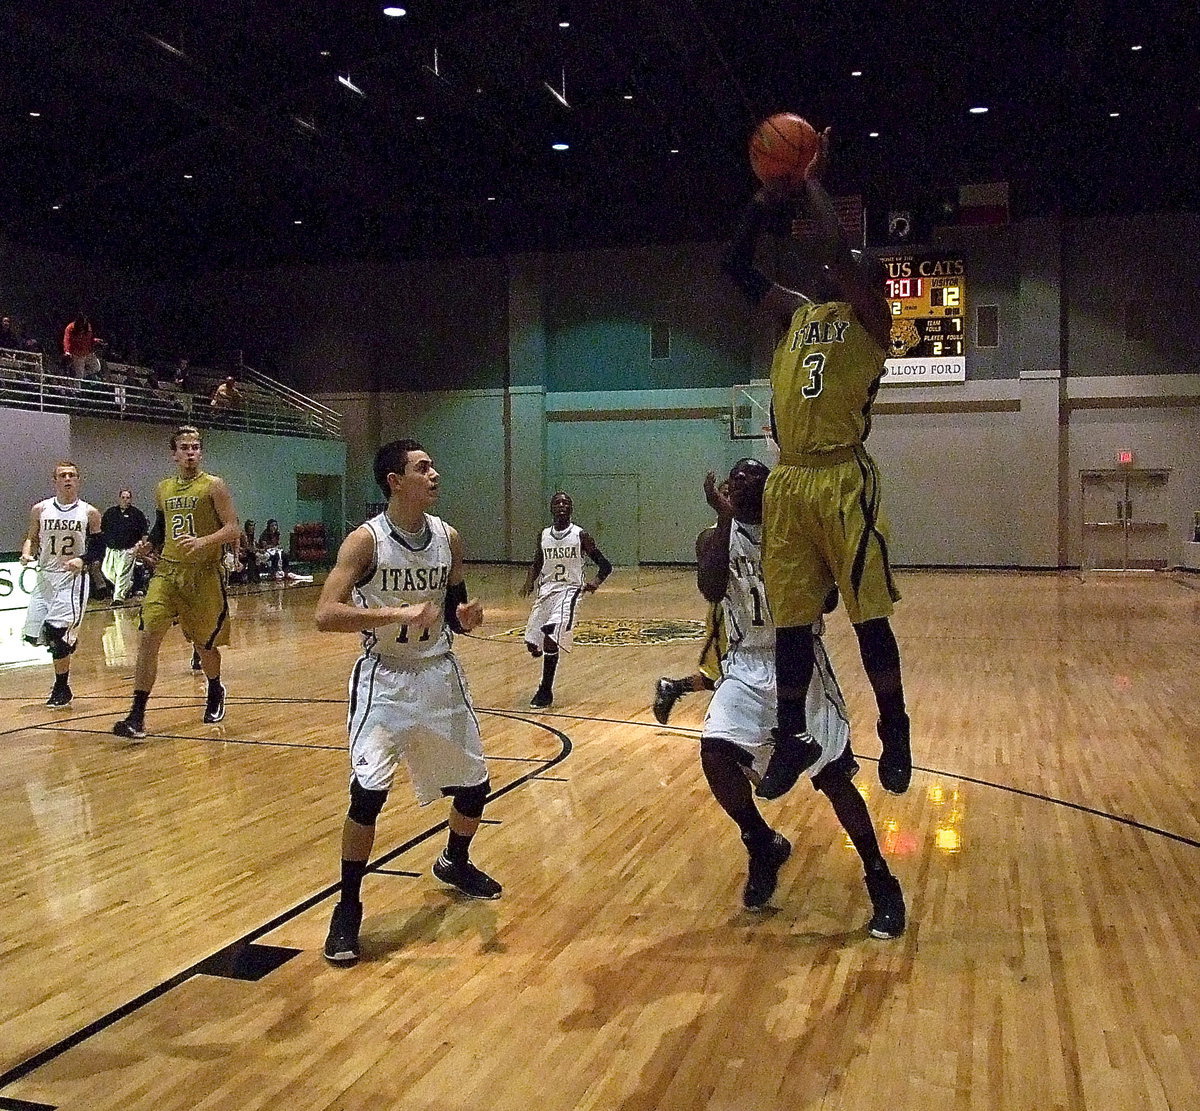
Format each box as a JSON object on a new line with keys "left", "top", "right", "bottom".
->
{"left": 69, "top": 507, "right": 105, "bottom": 573}
{"left": 800, "top": 131, "right": 891, "bottom": 351}
{"left": 695, "top": 472, "right": 734, "bottom": 603}
{"left": 19, "top": 505, "right": 41, "bottom": 565}
{"left": 446, "top": 526, "right": 483, "bottom": 632}
{"left": 519, "top": 541, "right": 543, "bottom": 598}
{"left": 580, "top": 533, "right": 612, "bottom": 592}
{"left": 721, "top": 187, "right": 810, "bottom": 330}
{"left": 315, "top": 527, "right": 438, "bottom": 632}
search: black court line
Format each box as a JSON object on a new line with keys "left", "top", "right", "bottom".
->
{"left": 374, "top": 869, "right": 423, "bottom": 878}
{"left": 528, "top": 709, "right": 1200, "bottom": 851}
{"left": 0, "top": 713, "right": 572, "bottom": 1097}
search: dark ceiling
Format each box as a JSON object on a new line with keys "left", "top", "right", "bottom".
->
{"left": 2, "top": 0, "right": 1197, "bottom": 278}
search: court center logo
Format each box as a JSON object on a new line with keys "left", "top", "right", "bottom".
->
{"left": 497, "top": 618, "right": 706, "bottom": 647}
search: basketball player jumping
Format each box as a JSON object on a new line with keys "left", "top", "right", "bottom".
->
{"left": 316, "top": 438, "right": 498, "bottom": 966}
{"left": 112, "top": 425, "right": 242, "bottom": 739}
{"left": 520, "top": 492, "right": 612, "bottom": 709}
{"left": 21, "top": 462, "right": 104, "bottom": 707}
{"left": 694, "top": 459, "right": 904, "bottom": 935}
{"left": 721, "top": 128, "right": 913, "bottom": 799}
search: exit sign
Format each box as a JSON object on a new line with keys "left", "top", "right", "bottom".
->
{"left": 1117, "top": 450, "right": 1135, "bottom": 465}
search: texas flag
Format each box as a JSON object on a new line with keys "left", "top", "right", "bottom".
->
{"left": 958, "top": 182, "right": 1009, "bottom": 226}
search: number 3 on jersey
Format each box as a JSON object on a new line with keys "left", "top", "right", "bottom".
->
{"left": 801, "top": 353, "right": 825, "bottom": 399}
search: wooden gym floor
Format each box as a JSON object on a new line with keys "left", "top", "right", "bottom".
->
{"left": 1, "top": 567, "right": 1198, "bottom": 1111}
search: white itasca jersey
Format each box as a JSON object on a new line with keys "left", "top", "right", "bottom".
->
{"left": 537, "top": 523, "right": 585, "bottom": 590}
{"left": 34, "top": 498, "right": 95, "bottom": 573}
{"left": 721, "top": 522, "right": 774, "bottom": 688}
{"left": 354, "top": 512, "right": 454, "bottom": 664}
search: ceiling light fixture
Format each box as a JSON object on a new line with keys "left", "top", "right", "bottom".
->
{"left": 1109, "top": 111, "right": 1120, "bottom": 117}
{"left": 338, "top": 74, "right": 365, "bottom": 96}
{"left": 183, "top": 173, "right": 193, "bottom": 179}
{"left": 851, "top": 70, "right": 863, "bottom": 77}
{"left": 1131, "top": 44, "right": 1142, "bottom": 51}
{"left": 383, "top": 6, "right": 407, "bottom": 15}
{"left": 416, "top": 115, "right": 425, "bottom": 120}
{"left": 669, "top": 148, "right": 679, "bottom": 154}
{"left": 552, "top": 142, "right": 569, "bottom": 151}
{"left": 52, "top": 204, "right": 61, "bottom": 210}
{"left": 29, "top": 111, "right": 41, "bottom": 117}
{"left": 320, "top": 50, "right": 330, "bottom": 56}
{"left": 559, "top": 20, "right": 570, "bottom": 27}
{"left": 545, "top": 67, "right": 570, "bottom": 108}
{"left": 869, "top": 131, "right": 880, "bottom": 138}
{"left": 147, "top": 34, "right": 185, "bottom": 58}
{"left": 487, "top": 196, "right": 496, "bottom": 201}
{"left": 294, "top": 219, "right": 303, "bottom": 225}
{"left": 969, "top": 106, "right": 989, "bottom": 114}
{"left": 623, "top": 94, "right": 633, "bottom": 100}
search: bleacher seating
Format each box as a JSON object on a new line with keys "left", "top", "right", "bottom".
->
{"left": 0, "top": 347, "right": 341, "bottom": 441}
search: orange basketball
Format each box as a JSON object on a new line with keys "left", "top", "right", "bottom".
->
{"left": 748, "top": 113, "right": 818, "bottom": 190}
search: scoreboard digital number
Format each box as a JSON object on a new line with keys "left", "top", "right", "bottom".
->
{"left": 879, "top": 253, "right": 966, "bottom": 384}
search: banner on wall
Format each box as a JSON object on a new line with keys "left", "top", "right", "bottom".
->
{"left": 0, "top": 559, "right": 50, "bottom": 667}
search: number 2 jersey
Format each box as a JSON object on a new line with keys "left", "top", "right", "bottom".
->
{"left": 535, "top": 523, "right": 585, "bottom": 592}
{"left": 770, "top": 300, "right": 886, "bottom": 454}
{"left": 354, "top": 511, "right": 454, "bottom": 664}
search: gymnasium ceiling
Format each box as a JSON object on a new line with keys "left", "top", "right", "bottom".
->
{"left": 1, "top": 0, "right": 1197, "bottom": 278}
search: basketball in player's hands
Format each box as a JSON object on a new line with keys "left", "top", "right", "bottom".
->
{"left": 749, "top": 113, "right": 819, "bottom": 190}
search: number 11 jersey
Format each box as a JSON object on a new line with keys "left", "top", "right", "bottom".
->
{"left": 354, "top": 511, "right": 453, "bottom": 664}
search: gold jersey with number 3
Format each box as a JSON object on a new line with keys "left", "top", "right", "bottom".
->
{"left": 157, "top": 472, "right": 223, "bottom": 565}
{"left": 770, "top": 300, "right": 886, "bottom": 454}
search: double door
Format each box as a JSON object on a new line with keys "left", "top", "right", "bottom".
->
{"left": 1080, "top": 468, "right": 1171, "bottom": 571}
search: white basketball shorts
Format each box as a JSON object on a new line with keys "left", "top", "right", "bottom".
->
{"left": 346, "top": 652, "right": 488, "bottom": 804}
{"left": 701, "top": 639, "right": 853, "bottom": 788}
{"left": 524, "top": 584, "right": 584, "bottom": 652}
{"left": 23, "top": 569, "right": 90, "bottom": 648}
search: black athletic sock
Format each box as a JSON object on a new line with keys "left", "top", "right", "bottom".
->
{"left": 340, "top": 858, "right": 367, "bottom": 904}
{"left": 854, "top": 619, "right": 907, "bottom": 723}
{"left": 701, "top": 739, "right": 772, "bottom": 843}
{"left": 821, "top": 775, "right": 887, "bottom": 874}
{"left": 446, "top": 831, "right": 472, "bottom": 863}
{"left": 53, "top": 672, "right": 70, "bottom": 691}
{"left": 540, "top": 652, "right": 559, "bottom": 693}
{"left": 776, "top": 625, "right": 816, "bottom": 735}
{"left": 130, "top": 689, "right": 150, "bottom": 721}
{"left": 208, "top": 675, "right": 223, "bottom": 693}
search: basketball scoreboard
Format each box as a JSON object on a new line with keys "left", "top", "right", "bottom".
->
{"left": 878, "top": 252, "right": 966, "bottom": 384}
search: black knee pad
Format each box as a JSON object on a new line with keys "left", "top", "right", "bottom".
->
{"left": 444, "top": 780, "right": 490, "bottom": 819}
{"left": 347, "top": 778, "right": 388, "bottom": 826}
{"left": 43, "top": 623, "right": 75, "bottom": 660}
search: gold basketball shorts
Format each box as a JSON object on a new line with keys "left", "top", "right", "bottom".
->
{"left": 763, "top": 447, "right": 900, "bottom": 628}
{"left": 140, "top": 561, "right": 231, "bottom": 648}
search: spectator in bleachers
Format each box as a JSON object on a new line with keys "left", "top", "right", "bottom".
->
{"left": 238, "top": 520, "right": 261, "bottom": 584}
{"left": 63, "top": 314, "right": 103, "bottom": 378}
{"left": 1, "top": 316, "right": 18, "bottom": 349}
{"left": 210, "top": 375, "right": 245, "bottom": 412}
{"left": 259, "top": 518, "right": 290, "bottom": 579}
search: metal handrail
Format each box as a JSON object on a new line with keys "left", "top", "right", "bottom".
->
{"left": 0, "top": 350, "right": 342, "bottom": 440}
